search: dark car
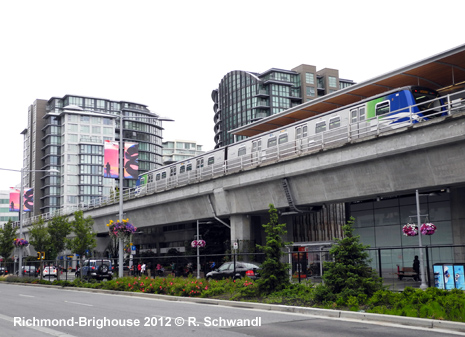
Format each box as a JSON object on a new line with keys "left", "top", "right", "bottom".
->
{"left": 79, "top": 259, "right": 113, "bottom": 281}
{"left": 22, "top": 266, "right": 39, "bottom": 277}
{"left": 206, "top": 262, "right": 260, "bottom": 280}
{"left": 0, "top": 267, "right": 8, "bottom": 276}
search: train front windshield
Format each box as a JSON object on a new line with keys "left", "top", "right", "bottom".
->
{"left": 411, "top": 88, "right": 442, "bottom": 116}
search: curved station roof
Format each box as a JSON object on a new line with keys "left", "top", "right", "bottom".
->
{"left": 232, "top": 44, "right": 465, "bottom": 138}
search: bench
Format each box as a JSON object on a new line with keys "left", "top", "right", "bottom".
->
{"left": 396, "top": 265, "right": 419, "bottom": 281}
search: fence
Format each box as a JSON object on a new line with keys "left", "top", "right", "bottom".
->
{"left": 2, "top": 243, "right": 464, "bottom": 292}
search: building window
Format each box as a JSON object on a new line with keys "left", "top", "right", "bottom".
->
{"left": 329, "top": 76, "right": 337, "bottom": 88}
{"left": 305, "top": 72, "right": 314, "bottom": 84}
{"left": 306, "top": 86, "right": 315, "bottom": 97}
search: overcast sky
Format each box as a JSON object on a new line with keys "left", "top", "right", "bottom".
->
{"left": 0, "top": 0, "right": 463, "bottom": 191}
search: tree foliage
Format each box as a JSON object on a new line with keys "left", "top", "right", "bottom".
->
{"left": 321, "top": 217, "right": 384, "bottom": 302}
{"left": 0, "top": 220, "right": 17, "bottom": 261}
{"left": 29, "top": 217, "right": 51, "bottom": 256}
{"left": 256, "top": 204, "right": 290, "bottom": 294}
{"left": 66, "top": 211, "right": 96, "bottom": 278}
{"left": 47, "top": 215, "right": 71, "bottom": 261}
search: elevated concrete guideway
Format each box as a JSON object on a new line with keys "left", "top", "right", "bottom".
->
{"left": 83, "top": 111, "right": 465, "bottom": 242}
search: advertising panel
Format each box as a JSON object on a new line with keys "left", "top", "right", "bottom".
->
{"left": 454, "top": 265, "right": 465, "bottom": 290}
{"left": 434, "top": 265, "right": 445, "bottom": 289}
{"left": 124, "top": 142, "right": 139, "bottom": 179}
{"left": 444, "top": 265, "right": 455, "bottom": 290}
{"left": 104, "top": 140, "right": 119, "bottom": 178}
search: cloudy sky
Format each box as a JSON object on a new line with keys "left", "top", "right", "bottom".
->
{"left": 0, "top": 0, "right": 463, "bottom": 190}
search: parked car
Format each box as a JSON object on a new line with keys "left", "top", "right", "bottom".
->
{"left": 0, "top": 267, "right": 8, "bottom": 276}
{"left": 206, "top": 262, "right": 260, "bottom": 280}
{"left": 42, "top": 266, "right": 58, "bottom": 278}
{"left": 80, "top": 259, "right": 113, "bottom": 281}
{"left": 23, "top": 266, "right": 39, "bottom": 277}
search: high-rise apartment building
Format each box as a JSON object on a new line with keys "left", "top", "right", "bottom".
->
{"left": 23, "top": 95, "right": 165, "bottom": 217}
{"left": 211, "top": 65, "right": 355, "bottom": 148}
{"left": 162, "top": 140, "right": 204, "bottom": 165}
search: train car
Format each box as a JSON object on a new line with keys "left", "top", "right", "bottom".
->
{"left": 137, "top": 148, "right": 227, "bottom": 194}
{"left": 137, "top": 85, "right": 444, "bottom": 193}
{"left": 226, "top": 86, "right": 444, "bottom": 170}
{"left": 365, "top": 86, "right": 444, "bottom": 123}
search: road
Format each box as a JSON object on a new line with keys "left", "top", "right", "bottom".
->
{"left": 0, "top": 283, "right": 463, "bottom": 337}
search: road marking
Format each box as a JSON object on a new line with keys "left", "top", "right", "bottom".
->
{"left": 0, "top": 313, "right": 77, "bottom": 337}
{"left": 19, "top": 294, "right": 35, "bottom": 298}
{"left": 64, "top": 301, "right": 93, "bottom": 307}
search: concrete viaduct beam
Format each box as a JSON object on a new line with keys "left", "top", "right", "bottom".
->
{"left": 84, "top": 113, "right": 465, "bottom": 240}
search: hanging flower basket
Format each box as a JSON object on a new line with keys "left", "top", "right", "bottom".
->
{"left": 106, "top": 219, "right": 137, "bottom": 238}
{"left": 402, "top": 223, "right": 418, "bottom": 236}
{"left": 191, "top": 239, "right": 206, "bottom": 248}
{"left": 13, "top": 238, "right": 29, "bottom": 247}
{"left": 420, "top": 223, "right": 437, "bottom": 235}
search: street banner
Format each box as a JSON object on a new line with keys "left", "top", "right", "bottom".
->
{"left": 9, "top": 187, "right": 19, "bottom": 212}
{"left": 23, "top": 188, "right": 33, "bottom": 212}
{"left": 124, "top": 142, "right": 139, "bottom": 179}
{"left": 104, "top": 140, "right": 119, "bottom": 178}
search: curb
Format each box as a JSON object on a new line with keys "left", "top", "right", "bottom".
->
{"left": 5, "top": 282, "right": 465, "bottom": 333}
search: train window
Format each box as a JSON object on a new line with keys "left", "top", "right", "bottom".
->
{"left": 278, "top": 134, "right": 288, "bottom": 144}
{"left": 252, "top": 140, "right": 261, "bottom": 152}
{"left": 180, "top": 165, "right": 185, "bottom": 174}
{"left": 186, "top": 164, "right": 192, "bottom": 171}
{"left": 170, "top": 166, "right": 176, "bottom": 176}
{"left": 148, "top": 175, "right": 153, "bottom": 183}
{"left": 359, "top": 107, "right": 366, "bottom": 121}
{"left": 156, "top": 173, "right": 160, "bottom": 181}
{"left": 207, "top": 156, "right": 214, "bottom": 165}
{"left": 351, "top": 109, "right": 358, "bottom": 123}
{"left": 267, "top": 137, "right": 277, "bottom": 148}
{"left": 302, "top": 125, "right": 308, "bottom": 138}
{"left": 315, "top": 121, "right": 326, "bottom": 133}
{"left": 295, "top": 127, "right": 302, "bottom": 139}
{"left": 376, "top": 101, "right": 390, "bottom": 116}
{"left": 196, "top": 158, "right": 204, "bottom": 169}
{"left": 238, "top": 147, "right": 246, "bottom": 156}
{"left": 161, "top": 171, "right": 166, "bottom": 179}
{"left": 329, "top": 117, "right": 340, "bottom": 130}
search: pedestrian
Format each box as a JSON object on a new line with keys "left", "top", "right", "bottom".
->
{"left": 141, "top": 262, "right": 146, "bottom": 276}
{"left": 130, "top": 264, "right": 134, "bottom": 276}
{"left": 137, "top": 263, "right": 141, "bottom": 276}
{"left": 413, "top": 255, "right": 420, "bottom": 279}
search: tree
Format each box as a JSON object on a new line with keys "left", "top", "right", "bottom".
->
{"left": 256, "top": 204, "right": 290, "bottom": 294}
{"left": 29, "top": 217, "right": 51, "bottom": 280}
{"left": 321, "top": 217, "right": 384, "bottom": 303}
{"left": 0, "top": 220, "right": 17, "bottom": 265}
{"left": 66, "top": 211, "right": 96, "bottom": 279}
{"left": 47, "top": 214, "right": 71, "bottom": 280}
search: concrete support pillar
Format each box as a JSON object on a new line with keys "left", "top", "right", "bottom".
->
{"left": 230, "top": 214, "right": 252, "bottom": 242}
{"left": 451, "top": 186, "right": 465, "bottom": 261}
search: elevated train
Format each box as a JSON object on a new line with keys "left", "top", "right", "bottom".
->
{"left": 138, "top": 86, "right": 446, "bottom": 191}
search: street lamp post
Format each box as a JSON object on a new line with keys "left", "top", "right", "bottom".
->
{"left": 0, "top": 167, "right": 59, "bottom": 277}
{"left": 117, "top": 113, "right": 173, "bottom": 278}
{"left": 415, "top": 189, "right": 428, "bottom": 290}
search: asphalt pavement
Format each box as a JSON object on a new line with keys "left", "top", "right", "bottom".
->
{"left": 0, "top": 282, "right": 464, "bottom": 336}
